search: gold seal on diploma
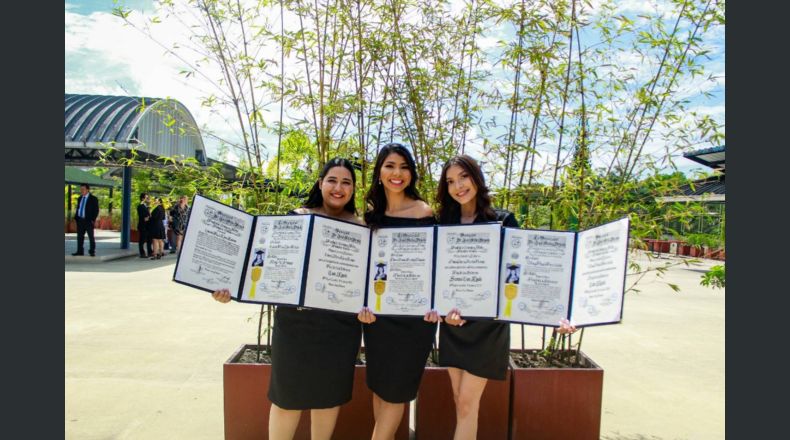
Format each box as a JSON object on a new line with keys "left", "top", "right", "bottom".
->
{"left": 249, "top": 266, "right": 262, "bottom": 299}
{"left": 504, "top": 283, "right": 517, "bottom": 317}
{"left": 503, "top": 262, "right": 520, "bottom": 317}
{"left": 248, "top": 249, "right": 266, "bottom": 299}
{"left": 373, "top": 261, "right": 388, "bottom": 312}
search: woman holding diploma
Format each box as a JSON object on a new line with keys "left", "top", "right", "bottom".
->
{"left": 357, "top": 143, "right": 440, "bottom": 440}
{"left": 212, "top": 157, "right": 363, "bottom": 440}
{"left": 436, "top": 155, "right": 519, "bottom": 439}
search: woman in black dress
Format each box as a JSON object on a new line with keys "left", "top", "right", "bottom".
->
{"left": 437, "top": 155, "right": 576, "bottom": 439}
{"left": 357, "top": 143, "right": 440, "bottom": 439}
{"left": 213, "top": 158, "right": 363, "bottom": 440}
{"left": 148, "top": 197, "right": 166, "bottom": 259}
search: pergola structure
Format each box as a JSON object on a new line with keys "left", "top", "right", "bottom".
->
{"left": 657, "top": 145, "right": 725, "bottom": 237}
{"left": 658, "top": 145, "right": 725, "bottom": 203}
{"left": 65, "top": 93, "right": 207, "bottom": 249}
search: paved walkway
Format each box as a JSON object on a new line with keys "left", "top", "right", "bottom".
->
{"left": 65, "top": 251, "right": 724, "bottom": 439}
{"left": 65, "top": 230, "right": 139, "bottom": 262}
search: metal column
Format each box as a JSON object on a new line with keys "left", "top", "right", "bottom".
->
{"left": 121, "top": 165, "right": 132, "bottom": 249}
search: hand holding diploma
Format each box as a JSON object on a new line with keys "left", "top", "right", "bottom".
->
{"left": 556, "top": 318, "right": 578, "bottom": 335}
{"left": 424, "top": 310, "right": 442, "bottom": 323}
{"left": 358, "top": 306, "right": 377, "bottom": 324}
{"left": 443, "top": 307, "right": 466, "bottom": 326}
{"left": 212, "top": 288, "right": 232, "bottom": 303}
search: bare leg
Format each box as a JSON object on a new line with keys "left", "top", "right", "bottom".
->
{"left": 447, "top": 367, "right": 463, "bottom": 402}
{"left": 176, "top": 234, "right": 184, "bottom": 252}
{"left": 450, "top": 370, "right": 488, "bottom": 440}
{"left": 269, "top": 404, "right": 302, "bottom": 440}
{"left": 371, "top": 393, "right": 404, "bottom": 440}
{"left": 310, "top": 406, "right": 340, "bottom": 440}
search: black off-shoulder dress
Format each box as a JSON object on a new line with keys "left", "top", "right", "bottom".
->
{"left": 363, "top": 214, "right": 438, "bottom": 403}
{"left": 267, "top": 211, "right": 363, "bottom": 409}
{"left": 438, "top": 209, "right": 519, "bottom": 380}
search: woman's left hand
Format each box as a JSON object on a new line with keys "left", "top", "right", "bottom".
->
{"left": 424, "top": 310, "right": 442, "bottom": 323}
{"left": 557, "top": 318, "right": 578, "bottom": 334}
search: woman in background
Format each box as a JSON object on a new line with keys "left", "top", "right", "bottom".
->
{"left": 148, "top": 197, "right": 166, "bottom": 259}
{"left": 170, "top": 195, "right": 190, "bottom": 253}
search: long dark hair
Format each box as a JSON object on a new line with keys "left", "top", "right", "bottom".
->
{"left": 364, "top": 143, "right": 424, "bottom": 228}
{"left": 303, "top": 157, "right": 357, "bottom": 214}
{"left": 437, "top": 155, "right": 496, "bottom": 224}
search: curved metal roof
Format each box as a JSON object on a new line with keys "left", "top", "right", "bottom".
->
{"left": 683, "top": 145, "right": 725, "bottom": 171}
{"left": 65, "top": 93, "right": 207, "bottom": 166}
{"left": 65, "top": 94, "right": 160, "bottom": 143}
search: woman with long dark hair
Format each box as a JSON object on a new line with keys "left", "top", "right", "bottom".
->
{"left": 213, "top": 157, "right": 363, "bottom": 440}
{"left": 436, "top": 155, "right": 518, "bottom": 439}
{"left": 357, "top": 143, "right": 441, "bottom": 440}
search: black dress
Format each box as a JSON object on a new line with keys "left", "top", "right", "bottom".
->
{"left": 148, "top": 205, "right": 166, "bottom": 239}
{"left": 268, "top": 210, "right": 363, "bottom": 410}
{"left": 438, "top": 209, "right": 519, "bottom": 380}
{"left": 363, "top": 215, "right": 438, "bottom": 403}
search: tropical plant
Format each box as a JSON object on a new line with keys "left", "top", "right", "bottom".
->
{"left": 700, "top": 264, "right": 725, "bottom": 289}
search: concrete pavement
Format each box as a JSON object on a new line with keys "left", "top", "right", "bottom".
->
{"left": 65, "top": 230, "right": 139, "bottom": 262}
{"left": 65, "top": 251, "right": 724, "bottom": 439}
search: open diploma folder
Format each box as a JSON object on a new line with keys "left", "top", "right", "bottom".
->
{"left": 497, "top": 218, "right": 630, "bottom": 327}
{"left": 174, "top": 195, "right": 629, "bottom": 326}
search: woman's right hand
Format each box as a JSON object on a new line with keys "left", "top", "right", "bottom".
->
{"left": 358, "top": 307, "right": 377, "bottom": 324}
{"left": 443, "top": 308, "right": 466, "bottom": 326}
{"left": 212, "top": 289, "right": 232, "bottom": 303}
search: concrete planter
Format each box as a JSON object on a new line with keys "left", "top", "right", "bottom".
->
{"left": 689, "top": 246, "right": 702, "bottom": 257}
{"left": 509, "top": 350, "right": 603, "bottom": 440}
{"left": 223, "top": 344, "right": 408, "bottom": 440}
{"left": 222, "top": 344, "right": 309, "bottom": 440}
{"left": 415, "top": 364, "right": 510, "bottom": 439}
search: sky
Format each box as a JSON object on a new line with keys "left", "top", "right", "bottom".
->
{"left": 65, "top": 0, "right": 725, "bottom": 180}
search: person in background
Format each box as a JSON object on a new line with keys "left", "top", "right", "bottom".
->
{"left": 72, "top": 183, "right": 99, "bottom": 257}
{"left": 149, "top": 197, "right": 166, "bottom": 259}
{"left": 162, "top": 199, "right": 171, "bottom": 252}
{"left": 137, "top": 193, "right": 153, "bottom": 258}
{"left": 170, "top": 195, "right": 190, "bottom": 253}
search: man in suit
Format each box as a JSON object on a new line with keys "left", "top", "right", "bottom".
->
{"left": 73, "top": 183, "right": 100, "bottom": 256}
{"left": 137, "top": 192, "right": 153, "bottom": 258}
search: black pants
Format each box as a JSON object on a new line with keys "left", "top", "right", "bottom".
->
{"left": 76, "top": 217, "right": 95, "bottom": 254}
{"left": 138, "top": 225, "right": 153, "bottom": 256}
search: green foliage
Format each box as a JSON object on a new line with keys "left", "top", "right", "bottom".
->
{"left": 685, "top": 233, "right": 722, "bottom": 249}
{"left": 700, "top": 265, "right": 725, "bottom": 289}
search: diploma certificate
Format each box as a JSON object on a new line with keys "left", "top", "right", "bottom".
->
{"left": 302, "top": 216, "right": 370, "bottom": 314}
{"left": 173, "top": 195, "right": 254, "bottom": 296}
{"left": 366, "top": 226, "right": 434, "bottom": 316}
{"left": 433, "top": 223, "right": 502, "bottom": 318}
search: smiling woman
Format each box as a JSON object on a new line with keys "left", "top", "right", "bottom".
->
{"left": 211, "top": 157, "right": 365, "bottom": 440}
